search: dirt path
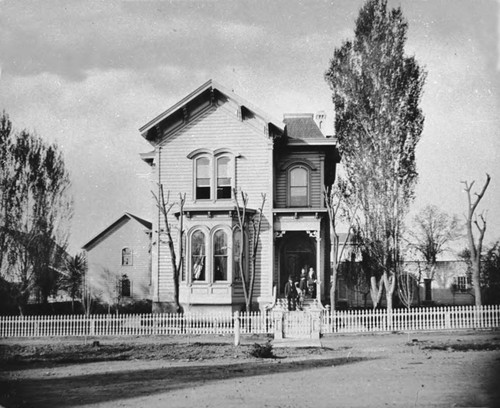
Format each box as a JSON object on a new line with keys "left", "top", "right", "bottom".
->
{"left": 1, "top": 330, "right": 499, "bottom": 408}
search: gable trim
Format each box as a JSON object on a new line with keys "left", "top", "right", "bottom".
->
{"left": 82, "top": 212, "right": 152, "bottom": 251}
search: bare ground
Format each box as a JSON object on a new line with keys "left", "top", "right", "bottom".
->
{"left": 1, "top": 330, "right": 500, "bottom": 408}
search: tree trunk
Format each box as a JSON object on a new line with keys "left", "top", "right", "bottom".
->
{"left": 330, "top": 268, "right": 337, "bottom": 312}
{"left": 370, "top": 276, "right": 383, "bottom": 309}
{"left": 472, "top": 256, "right": 482, "bottom": 306}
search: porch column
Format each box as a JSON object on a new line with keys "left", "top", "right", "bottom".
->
{"left": 316, "top": 234, "right": 322, "bottom": 302}
{"left": 308, "top": 230, "right": 322, "bottom": 302}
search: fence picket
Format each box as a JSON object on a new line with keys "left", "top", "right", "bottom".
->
{"left": 1, "top": 305, "right": 499, "bottom": 338}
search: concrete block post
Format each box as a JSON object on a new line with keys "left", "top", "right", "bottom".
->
{"left": 310, "top": 308, "right": 322, "bottom": 339}
{"left": 273, "top": 310, "right": 284, "bottom": 340}
{"left": 234, "top": 311, "right": 240, "bottom": 346}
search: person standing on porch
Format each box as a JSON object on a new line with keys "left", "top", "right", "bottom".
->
{"left": 284, "top": 275, "right": 298, "bottom": 311}
{"left": 299, "top": 269, "right": 308, "bottom": 299}
{"left": 307, "top": 267, "right": 317, "bottom": 298}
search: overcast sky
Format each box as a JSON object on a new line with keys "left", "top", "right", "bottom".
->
{"left": 0, "top": 0, "right": 499, "bottom": 255}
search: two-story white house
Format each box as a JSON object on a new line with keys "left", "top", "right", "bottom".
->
{"left": 139, "top": 80, "right": 339, "bottom": 313}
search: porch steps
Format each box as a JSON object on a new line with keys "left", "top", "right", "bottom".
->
{"left": 275, "top": 297, "right": 324, "bottom": 311}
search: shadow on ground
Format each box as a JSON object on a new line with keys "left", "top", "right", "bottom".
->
{"left": 0, "top": 356, "right": 372, "bottom": 408}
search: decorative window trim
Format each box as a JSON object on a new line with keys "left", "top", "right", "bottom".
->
{"left": 121, "top": 247, "right": 133, "bottom": 266}
{"left": 186, "top": 225, "right": 234, "bottom": 284}
{"left": 280, "top": 158, "right": 317, "bottom": 172}
{"left": 187, "top": 226, "right": 210, "bottom": 283}
{"left": 212, "top": 227, "right": 230, "bottom": 282}
{"left": 287, "top": 165, "right": 311, "bottom": 207}
{"left": 194, "top": 155, "right": 212, "bottom": 200}
{"left": 188, "top": 149, "right": 238, "bottom": 202}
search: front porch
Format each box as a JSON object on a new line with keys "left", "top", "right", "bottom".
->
{"left": 273, "top": 209, "right": 328, "bottom": 303}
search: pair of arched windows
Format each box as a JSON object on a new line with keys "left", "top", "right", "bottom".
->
{"left": 194, "top": 155, "right": 232, "bottom": 200}
{"left": 188, "top": 227, "right": 246, "bottom": 283}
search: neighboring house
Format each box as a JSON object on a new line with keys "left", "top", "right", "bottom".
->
{"left": 335, "top": 259, "right": 474, "bottom": 308}
{"left": 82, "top": 213, "right": 152, "bottom": 304}
{"left": 139, "top": 80, "right": 339, "bottom": 313}
{"left": 404, "top": 260, "right": 474, "bottom": 306}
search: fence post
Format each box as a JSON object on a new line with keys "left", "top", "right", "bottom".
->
{"left": 444, "top": 307, "right": 451, "bottom": 329}
{"left": 273, "top": 309, "right": 284, "bottom": 340}
{"left": 310, "top": 306, "right": 321, "bottom": 339}
{"left": 234, "top": 311, "right": 240, "bottom": 346}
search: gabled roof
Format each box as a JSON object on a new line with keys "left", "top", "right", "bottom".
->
{"left": 139, "top": 79, "right": 285, "bottom": 142}
{"left": 82, "top": 212, "right": 152, "bottom": 250}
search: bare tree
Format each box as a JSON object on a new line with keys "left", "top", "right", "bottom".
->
{"left": 233, "top": 188, "right": 266, "bottom": 312}
{"left": 153, "top": 185, "right": 185, "bottom": 313}
{"left": 408, "top": 205, "right": 461, "bottom": 281}
{"left": 324, "top": 182, "right": 357, "bottom": 311}
{"left": 397, "top": 272, "right": 418, "bottom": 309}
{"left": 462, "top": 174, "right": 491, "bottom": 306}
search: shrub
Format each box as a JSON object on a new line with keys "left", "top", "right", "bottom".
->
{"left": 249, "top": 341, "right": 274, "bottom": 358}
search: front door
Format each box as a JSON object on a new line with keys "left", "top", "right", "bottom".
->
{"left": 279, "top": 232, "right": 315, "bottom": 295}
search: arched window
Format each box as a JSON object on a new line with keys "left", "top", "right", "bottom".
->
{"left": 122, "top": 247, "right": 132, "bottom": 266}
{"left": 195, "top": 157, "right": 211, "bottom": 199}
{"left": 191, "top": 230, "right": 206, "bottom": 281}
{"left": 233, "top": 228, "right": 246, "bottom": 282}
{"left": 289, "top": 166, "right": 309, "bottom": 207}
{"left": 216, "top": 156, "right": 232, "bottom": 199}
{"left": 213, "top": 229, "right": 228, "bottom": 281}
{"left": 119, "top": 274, "right": 131, "bottom": 297}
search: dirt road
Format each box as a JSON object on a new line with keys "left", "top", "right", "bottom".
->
{"left": 1, "top": 330, "right": 499, "bottom": 407}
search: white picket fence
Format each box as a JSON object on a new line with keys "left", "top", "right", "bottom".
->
{"left": 0, "top": 305, "right": 499, "bottom": 338}
{"left": 321, "top": 305, "right": 500, "bottom": 334}
{"left": 0, "top": 311, "right": 271, "bottom": 338}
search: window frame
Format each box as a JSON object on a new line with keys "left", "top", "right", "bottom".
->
{"left": 213, "top": 228, "right": 229, "bottom": 282}
{"left": 215, "top": 155, "right": 233, "bottom": 200}
{"left": 118, "top": 274, "right": 131, "bottom": 297}
{"left": 288, "top": 165, "right": 310, "bottom": 207}
{"left": 194, "top": 155, "right": 212, "bottom": 201}
{"left": 121, "top": 247, "right": 133, "bottom": 266}
{"left": 188, "top": 149, "right": 237, "bottom": 203}
{"left": 189, "top": 228, "right": 208, "bottom": 283}
{"left": 187, "top": 225, "right": 234, "bottom": 284}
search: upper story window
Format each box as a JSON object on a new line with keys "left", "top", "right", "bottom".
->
{"left": 189, "top": 149, "right": 238, "bottom": 202}
{"left": 289, "top": 166, "right": 309, "bottom": 207}
{"left": 122, "top": 247, "right": 132, "bottom": 266}
{"left": 191, "top": 229, "right": 206, "bottom": 281}
{"left": 195, "top": 157, "right": 211, "bottom": 200}
{"left": 216, "top": 156, "right": 232, "bottom": 199}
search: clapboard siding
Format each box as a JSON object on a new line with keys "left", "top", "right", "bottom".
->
{"left": 86, "top": 218, "right": 151, "bottom": 302}
{"left": 275, "top": 151, "right": 324, "bottom": 208}
{"left": 155, "top": 103, "right": 273, "bottom": 304}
